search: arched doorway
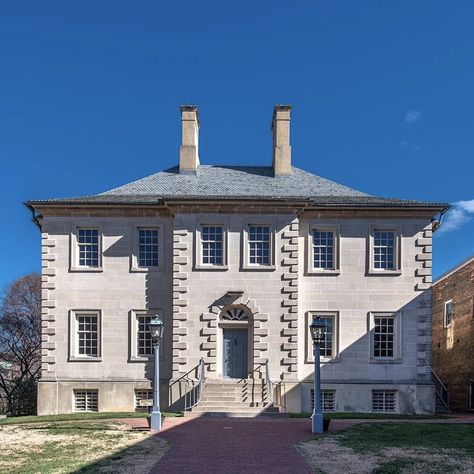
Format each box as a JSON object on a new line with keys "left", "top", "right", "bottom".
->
{"left": 220, "top": 305, "right": 251, "bottom": 379}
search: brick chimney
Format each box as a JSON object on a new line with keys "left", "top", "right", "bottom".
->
{"left": 272, "top": 105, "right": 292, "bottom": 176}
{"left": 179, "top": 105, "right": 200, "bottom": 174}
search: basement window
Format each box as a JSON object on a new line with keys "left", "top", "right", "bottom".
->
{"left": 372, "top": 390, "right": 397, "bottom": 413}
{"left": 311, "top": 389, "right": 336, "bottom": 412}
{"left": 74, "top": 390, "right": 98, "bottom": 412}
{"left": 135, "top": 390, "right": 153, "bottom": 413}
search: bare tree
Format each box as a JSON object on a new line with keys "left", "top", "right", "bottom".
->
{"left": 0, "top": 273, "right": 41, "bottom": 415}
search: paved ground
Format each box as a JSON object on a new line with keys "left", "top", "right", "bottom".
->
{"left": 149, "top": 417, "right": 316, "bottom": 474}
{"left": 122, "top": 414, "right": 474, "bottom": 474}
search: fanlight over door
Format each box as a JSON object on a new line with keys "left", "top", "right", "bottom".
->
{"left": 221, "top": 307, "right": 250, "bottom": 321}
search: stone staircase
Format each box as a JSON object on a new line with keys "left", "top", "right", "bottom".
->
{"left": 183, "top": 378, "right": 283, "bottom": 418}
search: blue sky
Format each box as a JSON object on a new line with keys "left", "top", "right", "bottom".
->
{"left": 1, "top": 1, "right": 473, "bottom": 289}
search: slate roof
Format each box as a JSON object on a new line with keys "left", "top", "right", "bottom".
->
{"left": 26, "top": 165, "right": 449, "bottom": 209}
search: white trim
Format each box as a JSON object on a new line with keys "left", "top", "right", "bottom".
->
{"left": 70, "top": 225, "right": 103, "bottom": 272}
{"left": 368, "top": 311, "right": 402, "bottom": 363}
{"left": 444, "top": 300, "right": 453, "bottom": 327}
{"left": 131, "top": 224, "right": 165, "bottom": 272}
{"left": 367, "top": 226, "right": 402, "bottom": 275}
{"left": 69, "top": 310, "right": 102, "bottom": 361}
{"left": 195, "top": 223, "right": 228, "bottom": 270}
{"left": 305, "top": 311, "right": 340, "bottom": 363}
{"left": 242, "top": 223, "right": 275, "bottom": 270}
{"left": 306, "top": 224, "right": 340, "bottom": 275}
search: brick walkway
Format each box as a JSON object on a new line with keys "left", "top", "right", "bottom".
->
{"left": 149, "top": 417, "right": 316, "bottom": 474}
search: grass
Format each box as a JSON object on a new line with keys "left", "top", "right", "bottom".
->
{"left": 0, "top": 411, "right": 182, "bottom": 426}
{"left": 0, "top": 420, "right": 169, "bottom": 474}
{"left": 338, "top": 423, "right": 474, "bottom": 454}
{"left": 288, "top": 412, "right": 446, "bottom": 420}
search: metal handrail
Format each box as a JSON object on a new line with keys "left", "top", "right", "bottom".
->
{"left": 430, "top": 366, "right": 449, "bottom": 410}
{"left": 264, "top": 359, "right": 274, "bottom": 405}
{"left": 184, "top": 357, "right": 205, "bottom": 411}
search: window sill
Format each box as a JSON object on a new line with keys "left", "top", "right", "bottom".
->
{"left": 306, "top": 269, "right": 340, "bottom": 276}
{"left": 68, "top": 357, "right": 102, "bottom": 362}
{"left": 367, "top": 270, "right": 402, "bottom": 276}
{"left": 69, "top": 267, "right": 103, "bottom": 273}
{"left": 305, "top": 357, "right": 341, "bottom": 364}
{"left": 194, "top": 264, "right": 229, "bottom": 271}
{"left": 129, "top": 356, "right": 153, "bottom": 363}
{"left": 369, "top": 358, "right": 402, "bottom": 364}
{"left": 130, "top": 266, "right": 163, "bottom": 273}
{"left": 242, "top": 264, "right": 276, "bottom": 271}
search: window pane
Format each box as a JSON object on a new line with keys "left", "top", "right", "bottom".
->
{"left": 313, "top": 230, "right": 335, "bottom": 270}
{"left": 78, "top": 229, "right": 99, "bottom": 267}
{"left": 373, "top": 230, "right": 395, "bottom": 270}
{"left": 138, "top": 229, "right": 159, "bottom": 267}
{"left": 373, "top": 316, "right": 395, "bottom": 358}
{"left": 202, "top": 226, "right": 224, "bottom": 265}
{"left": 77, "top": 314, "right": 99, "bottom": 357}
{"left": 314, "top": 316, "right": 334, "bottom": 357}
{"left": 248, "top": 226, "right": 271, "bottom": 265}
{"left": 137, "top": 315, "right": 153, "bottom": 356}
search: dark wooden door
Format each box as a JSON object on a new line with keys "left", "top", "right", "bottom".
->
{"left": 223, "top": 329, "right": 248, "bottom": 379}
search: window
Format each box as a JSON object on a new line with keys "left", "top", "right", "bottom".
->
{"left": 373, "top": 316, "right": 395, "bottom": 358}
{"left": 69, "top": 310, "right": 101, "bottom": 360}
{"left": 306, "top": 312, "right": 339, "bottom": 362}
{"left": 202, "top": 226, "right": 224, "bottom": 265}
{"left": 313, "top": 230, "right": 335, "bottom": 270}
{"left": 444, "top": 300, "right": 453, "bottom": 327}
{"left": 137, "top": 314, "right": 153, "bottom": 357}
{"left": 77, "top": 228, "right": 100, "bottom": 268}
{"left": 469, "top": 381, "right": 474, "bottom": 410}
{"left": 135, "top": 389, "right": 153, "bottom": 413}
{"left": 248, "top": 226, "right": 271, "bottom": 265}
{"left": 74, "top": 390, "right": 98, "bottom": 412}
{"left": 369, "top": 312, "right": 401, "bottom": 361}
{"left": 368, "top": 227, "right": 401, "bottom": 274}
{"left": 77, "top": 314, "right": 99, "bottom": 357}
{"left": 372, "top": 390, "right": 397, "bottom": 413}
{"left": 138, "top": 229, "right": 159, "bottom": 267}
{"left": 311, "top": 389, "right": 336, "bottom": 412}
{"left": 130, "top": 310, "right": 163, "bottom": 360}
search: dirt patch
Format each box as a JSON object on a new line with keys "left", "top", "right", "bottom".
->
{"left": 297, "top": 439, "right": 474, "bottom": 474}
{"left": 0, "top": 422, "right": 169, "bottom": 473}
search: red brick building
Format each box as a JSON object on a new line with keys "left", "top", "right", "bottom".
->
{"left": 432, "top": 255, "right": 474, "bottom": 412}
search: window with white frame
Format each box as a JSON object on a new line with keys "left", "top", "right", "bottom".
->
{"left": 202, "top": 226, "right": 224, "bottom": 265}
{"left": 306, "top": 312, "right": 339, "bottom": 362}
{"left": 78, "top": 228, "right": 100, "bottom": 268}
{"left": 74, "top": 390, "right": 98, "bottom": 412}
{"left": 70, "top": 311, "right": 101, "bottom": 360}
{"left": 311, "top": 389, "right": 336, "bottom": 412}
{"left": 137, "top": 314, "right": 153, "bottom": 357}
{"left": 248, "top": 225, "right": 271, "bottom": 265}
{"left": 444, "top": 300, "right": 453, "bottom": 327}
{"left": 373, "top": 230, "right": 395, "bottom": 270}
{"left": 130, "top": 310, "right": 163, "bottom": 360}
{"left": 369, "top": 312, "right": 401, "bottom": 361}
{"left": 313, "top": 230, "right": 335, "bottom": 270}
{"left": 135, "top": 389, "right": 153, "bottom": 412}
{"left": 138, "top": 229, "right": 159, "bottom": 267}
{"left": 372, "top": 390, "right": 397, "bottom": 413}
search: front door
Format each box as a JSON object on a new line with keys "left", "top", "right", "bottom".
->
{"left": 223, "top": 329, "right": 248, "bottom": 379}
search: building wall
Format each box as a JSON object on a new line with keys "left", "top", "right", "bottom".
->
{"left": 37, "top": 208, "right": 435, "bottom": 415}
{"left": 432, "top": 259, "right": 474, "bottom": 411}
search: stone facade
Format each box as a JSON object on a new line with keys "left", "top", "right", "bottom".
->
{"left": 34, "top": 206, "right": 438, "bottom": 415}
{"left": 432, "top": 256, "right": 474, "bottom": 411}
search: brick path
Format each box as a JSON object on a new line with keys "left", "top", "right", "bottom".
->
{"left": 149, "top": 417, "right": 316, "bottom": 474}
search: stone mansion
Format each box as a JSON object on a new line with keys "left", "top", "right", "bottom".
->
{"left": 27, "top": 105, "right": 448, "bottom": 416}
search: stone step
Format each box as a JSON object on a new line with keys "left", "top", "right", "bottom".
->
{"left": 200, "top": 396, "right": 269, "bottom": 403}
{"left": 183, "top": 411, "right": 287, "bottom": 418}
{"left": 196, "top": 401, "right": 270, "bottom": 408}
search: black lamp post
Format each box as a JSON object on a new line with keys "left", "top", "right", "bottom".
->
{"left": 149, "top": 315, "right": 164, "bottom": 432}
{"left": 310, "top": 317, "right": 327, "bottom": 434}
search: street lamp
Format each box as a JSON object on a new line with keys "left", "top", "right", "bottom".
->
{"left": 149, "top": 315, "right": 164, "bottom": 432}
{"left": 310, "top": 317, "right": 327, "bottom": 434}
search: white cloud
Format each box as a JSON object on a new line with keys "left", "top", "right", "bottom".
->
{"left": 438, "top": 200, "right": 474, "bottom": 233}
{"left": 405, "top": 109, "right": 421, "bottom": 124}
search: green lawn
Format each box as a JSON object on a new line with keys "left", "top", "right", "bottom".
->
{"left": 298, "top": 423, "right": 474, "bottom": 474}
{"left": 289, "top": 412, "right": 446, "bottom": 420}
{"left": 0, "top": 411, "right": 182, "bottom": 426}
{"left": 0, "top": 420, "right": 169, "bottom": 473}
